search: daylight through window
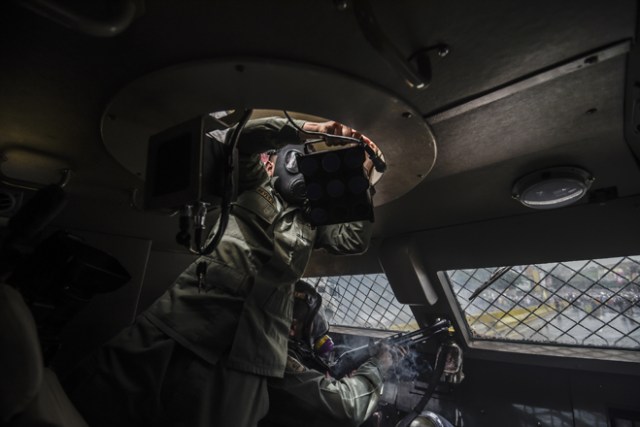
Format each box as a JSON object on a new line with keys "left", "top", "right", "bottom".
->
{"left": 304, "top": 273, "right": 416, "bottom": 331}
{"left": 445, "top": 256, "right": 640, "bottom": 349}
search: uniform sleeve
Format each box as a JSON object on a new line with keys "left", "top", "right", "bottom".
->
{"left": 266, "top": 358, "right": 384, "bottom": 427}
{"left": 233, "top": 117, "right": 305, "bottom": 192}
{"left": 314, "top": 221, "right": 373, "bottom": 255}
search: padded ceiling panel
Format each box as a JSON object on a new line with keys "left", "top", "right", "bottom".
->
{"left": 375, "top": 0, "right": 636, "bottom": 114}
{"left": 428, "top": 56, "right": 626, "bottom": 180}
{"left": 374, "top": 135, "right": 640, "bottom": 238}
{"left": 374, "top": 56, "right": 640, "bottom": 237}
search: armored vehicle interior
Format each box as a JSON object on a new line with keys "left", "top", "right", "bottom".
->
{"left": 1, "top": 1, "right": 639, "bottom": 426}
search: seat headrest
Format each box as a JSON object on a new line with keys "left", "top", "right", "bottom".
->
{"left": 0, "top": 284, "right": 43, "bottom": 423}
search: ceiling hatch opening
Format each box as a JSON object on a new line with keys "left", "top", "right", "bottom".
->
{"left": 100, "top": 58, "right": 437, "bottom": 207}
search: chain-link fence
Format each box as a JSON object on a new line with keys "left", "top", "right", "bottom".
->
{"left": 445, "top": 256, "right": 640, "bottom": 349}
{"left": 304, "top": 274, "right": 416, "bottom": 331}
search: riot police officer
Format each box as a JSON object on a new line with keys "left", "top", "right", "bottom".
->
{"left": 261, "top": 280, "right": 399, "bottom": 427}
{"left": 68, "top": 117, "right": 374, "bottom": 427}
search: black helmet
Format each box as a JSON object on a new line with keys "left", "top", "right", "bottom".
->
{"left": 292, "top": 280, "right": 334, "bottom": 350}
{"left": 292, "top": 281, "right": 335, "bottom": 364}
{"left": 292, "top": 280, "right": 321, "bottom": 346}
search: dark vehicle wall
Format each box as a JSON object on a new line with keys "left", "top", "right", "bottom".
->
{"left": 416, "top": 360, "right": 639, "bottom": 427}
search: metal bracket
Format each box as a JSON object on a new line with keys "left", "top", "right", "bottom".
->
{"left": 352, "top": 0, "right": 432, "bottom": 90}
{"left": 16, "top": 0, "right": 137, "bottom": 37}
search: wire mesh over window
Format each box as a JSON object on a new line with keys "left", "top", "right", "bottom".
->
{"left": 444, "top": 256, "right": 640, "bottom": 349}
{"left": 304, "top": 274, "right": 416, "bottom": 331}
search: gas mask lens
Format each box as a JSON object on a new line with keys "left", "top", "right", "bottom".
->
{"left": 285, "top": 151, "right": 300, "bottom": 173}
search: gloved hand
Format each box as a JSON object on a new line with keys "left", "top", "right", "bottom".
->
{"left": 302, "top": 121, "right": 377, "bottom": 150}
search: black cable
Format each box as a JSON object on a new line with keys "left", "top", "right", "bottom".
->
{"left": 396, "top": 342, "right": 448, "bottom": 427}
{"left": 198, "top": 108, "right": 253, "bottom": 255}
{"left": 194, "top": 223, "right": 204, "bottom": 252}
{"left": 176, "top": 206, "right": 191, "bottom": 248}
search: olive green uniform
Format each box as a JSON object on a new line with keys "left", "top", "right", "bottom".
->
{"left": 69, "top": 117, "right": 372, "bottom": 427}
{"left": 262, "top": 353, "right": 384, "bottom": 427}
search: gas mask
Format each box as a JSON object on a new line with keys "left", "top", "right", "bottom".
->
{"left": 289, "top": 282, "right": 341, "bottom": 378}
{"left": 292, "top": 280, "right": 322, "bottom": 347}
{"left": 272, "top": 142, "right": 377, "bottom": 226}
{"left": 273, "top": 144, "right": 307, "bottom": 206}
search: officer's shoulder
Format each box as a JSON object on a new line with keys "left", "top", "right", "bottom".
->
{"left": 234, "top": 185, "right": 280, "bottom": 225}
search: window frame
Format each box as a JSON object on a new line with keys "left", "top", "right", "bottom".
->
{"left": 437, "top": 271, "right": 640, "bottom": 368}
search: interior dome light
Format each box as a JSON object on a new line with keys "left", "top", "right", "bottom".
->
{"left": 512, "top": 166, "right": 594, "bottom": 209}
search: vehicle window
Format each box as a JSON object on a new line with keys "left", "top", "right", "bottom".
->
{"left": 444, "top": 256, "right": 640, "bottom": 349}
{"left": 304, "top": 273, "right": 416, "bottom": 331}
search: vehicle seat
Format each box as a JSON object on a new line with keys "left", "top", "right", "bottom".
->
{"left": 0, "top": 284, "right": 88, "bottom": 427}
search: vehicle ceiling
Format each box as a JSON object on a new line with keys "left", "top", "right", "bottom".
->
{"left": 1, "top": 0, "right": 639, "bottom": 274}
